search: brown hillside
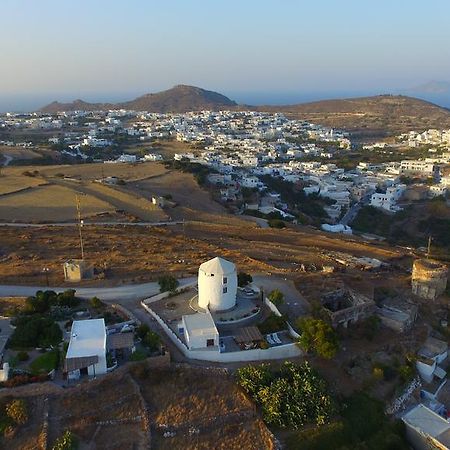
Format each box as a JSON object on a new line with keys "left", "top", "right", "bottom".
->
{"left": 260, "top": 95, "right": 450, "bottom": 139}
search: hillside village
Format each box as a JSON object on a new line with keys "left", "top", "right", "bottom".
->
{"left": 1, "top": 106, "right": 450, "bottom": 449}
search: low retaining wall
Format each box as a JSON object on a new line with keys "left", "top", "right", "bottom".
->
{"left": 141, "top": 301, "right": 302, "bottom": 362}
{"left": 143, "top": 280, "right": 198, "bottom": 305}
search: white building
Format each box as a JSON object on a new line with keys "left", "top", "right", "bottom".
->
{"left": 65, "top": 319, "right": 107, "bottom": 380}
{"left": 198, "top": 257, "right": 237, "bottom": 312}
{"left": 400, "top": 160, "right": 435, "bottom": 176}
{"left": 370, "top": 184, "right": 406, "bottom": 212}
{"left": 182, "top": 312, "right": 219, "bottom": 350}
{"left": 403, "top": 404, "right": 450, "bottom": 450}
{"left": 416, "top": 337, "right": 448, "bottom": 384}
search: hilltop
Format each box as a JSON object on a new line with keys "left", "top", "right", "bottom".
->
{"left": 40, "top": 85, "right": 237, "bottom": 114}
{"left": 261, "top": 94, "right": 450, "bottom": 139}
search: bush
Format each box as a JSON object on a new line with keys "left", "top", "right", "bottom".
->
{"left": 5, "top": 399, "right": 28, "bottom": 425}
{"left": 89, "top": 297, "right": 103, "bottom": 309}
{"left": 268, "top": 289, "right": 284, "bottom": 307}
{"left": 130, "top": 350, "right": 147, "bottom": 362}
{"left": 297, "top": 317, "right": 339, "bottom": 359}
{"left": 17, "top": 351, "right": 29, "bottom": 361}
{"left": 52, "top": 430, "right": 78, "bottom": 450}
{"left": 142, "top": 330, "right": 161, "bottom": 352}
{"left": 237, "top": 272, "right": 253, "bottom": 287}
{"left": 136, "top": 324, "right": 150, "bottom": 340}
{"left": 158, "top": 274, "right": 179, "bottom": 293}
{"left": 258, "top": 314, "right": 286, "bottom": 334}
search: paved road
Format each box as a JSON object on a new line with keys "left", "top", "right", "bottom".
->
{"left": 0, "top": 221, "right": 183, "bottom": 228}
{"left": 339, "top": 194, "right": 370, "bottom": 226}
{"left": 0, "top": 277, "right": 196, "bottom": 302}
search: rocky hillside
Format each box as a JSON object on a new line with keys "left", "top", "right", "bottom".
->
{"left": 40, "top": 85, "right": 237, "bottom": 113}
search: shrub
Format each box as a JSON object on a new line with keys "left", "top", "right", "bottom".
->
{"left": 268, "top": 289, "right": 284, "bottom": 307}
{"left": 258, "top": 314, "right": 286, "bottom": 334}
{"left": 89, "top": 297, "right": 103, "bottom": 309}
{"left": 158, "top": 274, "right": 179, "bottom": 293}
{"left": 5, "top": 399, "right": 28, "bottom": 425}
{"left": 52, "top": 430, "right": 78, "bottom": 450}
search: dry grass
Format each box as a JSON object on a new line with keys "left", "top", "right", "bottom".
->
{"left": 0, "top": 146, "right": 43, "bottom": 161}
{"left": 0, "top": 297, "right": 26, "bottom": 316}
{"left": 0, "top": 218, "right": 402, "bottom": 285}
{"left": 0, "top": 174, "right": 46, "bottom": 196}
{"left": 2, "top": 365, "right": 274, "bottom": 450}
{"left": 39, "top": 161, "right": 168, "bottom": 182}
{"left": 0, "top": 184, "right": 114, "bottom": 222}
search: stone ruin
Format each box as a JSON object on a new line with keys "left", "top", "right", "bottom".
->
{"left": 412, "top": 259, "right": 448, "bottom": 301}
{"left": 321, "top": 287, "right": 375, "bottom": 328}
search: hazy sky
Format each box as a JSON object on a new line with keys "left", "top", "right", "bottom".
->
{"left": 1, "top": 0, "right": 450, "bottom": 110}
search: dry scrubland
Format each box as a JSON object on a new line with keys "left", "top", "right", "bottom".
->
{"left": 0, "top": 364, "right": 275, "bottom": 450}
{"left": 0, "top": 146, "right": 43, "bottom": 162}
{"left": 0, "top": 184, "right": 115, "bottom": 222}
{"left": 0, "top": 161, "right": 237, "bottom": 224}
{"left": 0, "top": 220, "right": 401, "bottom": 285}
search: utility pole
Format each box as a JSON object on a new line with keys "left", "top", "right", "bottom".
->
{"left": 427, "top": 235, "right": 432, "bottom": 259}
{"left": 76, "top": 195, "right": 85, "bottom": 260}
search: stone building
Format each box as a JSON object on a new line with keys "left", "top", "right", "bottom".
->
{"left": 321, "top": 287, "right": 375, "bottom": 328}
{"left": 63, "top": 259, "right": 94, "bottom": 282}
{"left": 412, "top": 259, "right": 448, "bottom": 301}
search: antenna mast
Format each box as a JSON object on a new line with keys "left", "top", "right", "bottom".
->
{"left": 76, "top": 195, "right": 85, "bottom": 260}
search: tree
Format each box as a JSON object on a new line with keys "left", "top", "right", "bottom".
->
{"left": 236, "top": 362, "right": 333, "bottom": 429}
{"left": 268, "top": 289, "right": 284, "bottom": 307}
{"left": 6, "top": 399, "right": 28, "bottom": 425}
{"left": 158, "top": 274, "right": 179, "bottom": 293}
{"left": 296, "top": 317, "right": 339, "bottom": 359}
{"left": 143, "top": 330, "right": 161, "bottom": 352}
{"left": 136, "top": 324, "right": 150, "bottom": 340}
{"left": 237, "top": 272, "right": 253, "bottom": 287}
{"left": 268, "top": 219, "right": 286, "bottom": 229}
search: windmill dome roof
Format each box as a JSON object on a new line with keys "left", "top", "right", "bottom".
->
{"left": 199, "top": 257, "right": 236, "bottom": 275}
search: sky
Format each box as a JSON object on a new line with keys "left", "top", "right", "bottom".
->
{"left": 1, "top": 0, "right": 450, "bottom": 111}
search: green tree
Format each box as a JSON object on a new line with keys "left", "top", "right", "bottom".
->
{"left": 143, "top": 331, "right": 161, "bottom": 352}
{"left": 297, "top": 317, "right": 339, "bottom": 359}
{"left": 237, "top": 272, "right": 253, "bottom": 287}
{"left": 136, "top": 324, "right": 150, "bottom": 340}
{"left": 158, "top": 274, "right": 179, "bottom": 293}
{"left": 268, "top": 289, "right": 284, "bottom": 307}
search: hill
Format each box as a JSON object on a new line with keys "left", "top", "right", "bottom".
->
{"left": 40, "top": 85, "right": 237, "bottom": 113}
{"left": 40, "top": 88, "right": 450, "bottom": 138}
{"left": 261, "top": 95, "right": 450, "bottom": 139}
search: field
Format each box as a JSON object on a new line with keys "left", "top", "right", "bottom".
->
{"left": 0, "top": 161, "right": 239, "bottom": 224}
{"left": 0, "top": 217, "right": 403, "bottom": 286}
{"left": 0, "top": 184, "right": 115, "bottom": 222}
{"left": 0, "top": 364, "right": 275, "bottom": 450}
{"left": 0, "top": 146, "right": 44, "bottom": 164}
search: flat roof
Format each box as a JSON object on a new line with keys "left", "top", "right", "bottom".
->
{"left": 182, "top": 312, "right": 218, "bottom": 337}
{"left": 403, "top": 404, "right": 450, "bottom": 443}
{"left": 66, "top": 319, "right": 106, "bottom": 359}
